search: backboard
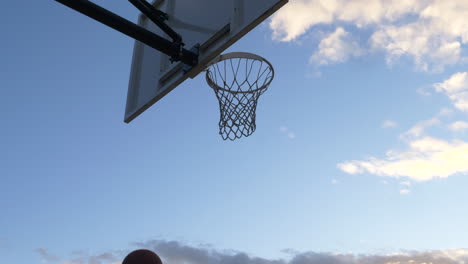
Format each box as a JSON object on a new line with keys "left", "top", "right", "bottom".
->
{"left": 125, "top": 0, "right": 288, "bottom": 123}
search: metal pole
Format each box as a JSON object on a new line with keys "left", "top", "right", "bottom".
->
{"left": 54, "top": 0, "right": 197, "bottom": 66}
{"left": 128, "top": 0, "right": 182, "bottom": 44}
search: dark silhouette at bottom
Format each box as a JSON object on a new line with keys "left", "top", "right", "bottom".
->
{"left": 123, "top": 249, "right": 162, "bottom": 264}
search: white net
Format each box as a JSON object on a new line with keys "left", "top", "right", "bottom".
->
{"left": 205, "top": 52, "right": 274, "bottom": 140}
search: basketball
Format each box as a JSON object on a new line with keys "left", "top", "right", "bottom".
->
{"left": 122, "top": 249, "right": 163, "bottom": 264}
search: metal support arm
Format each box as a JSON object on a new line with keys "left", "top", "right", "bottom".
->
{"left": 128, "top": 0, "right": 183, "bottom": 45}
{"left": 54, "top": 0, "right": 197, "bottom": 66}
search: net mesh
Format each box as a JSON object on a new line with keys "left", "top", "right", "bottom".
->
{"left": 206, "top": 53, "right": 274, "bottom": 140}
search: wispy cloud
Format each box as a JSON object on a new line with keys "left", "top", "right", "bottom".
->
{"left": 399, "top": 181, "right": 411, "bottom": 195}
{"left": 417, "top": 86, "right": 432, "bottom": 96}
{"left": 408, "top": 119, "right": 439, "bottom": 137}
{"left": 400, "top": 109, "right": 451, "bottom": 140}
{"left": 280, "top": 126, "right": 296, "bottom": 139}
{"left": 400, "top": 181, "right": 411, "bottom": 186}
{"left": 449, "top": 121, "right": 468, "bottom": 132}
{"left": 399, "top": 189, "right": 411, "bottom": 195}
{"left": 270, "top": 0, "right": 468, "bottom": 71}
{"left": 381, "top": 120, "right": 398, "bottom": 128}
{"left": 435, "top": 72, "right": 468, "bottom": 111}
{"left": 37, "top": 248, "right": 60, "bottom": 263}
{"left": 400, "top": 117, "right": 440, "bottom": 139}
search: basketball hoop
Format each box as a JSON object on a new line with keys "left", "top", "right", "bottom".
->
{"left": 206, "top": 52, "right": 274, "bottom": 140}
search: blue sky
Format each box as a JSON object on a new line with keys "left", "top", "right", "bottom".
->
{"left": 2, "top": 1, "right": 468, "bottom": 264}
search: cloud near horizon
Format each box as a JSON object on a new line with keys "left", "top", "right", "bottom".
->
{"left": 37, "top": 241, "right": 468, "bottom": 264}
{"left": 270, "top": 0, "right": 468, "bottom": 71}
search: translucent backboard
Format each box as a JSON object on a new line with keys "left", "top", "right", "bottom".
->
{"left": 125, "top": 0, "right": 288, "bottom": 123}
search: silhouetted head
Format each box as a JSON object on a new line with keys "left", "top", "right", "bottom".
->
{"left": 123, "top": 249, "right": 163, "bottom": 264}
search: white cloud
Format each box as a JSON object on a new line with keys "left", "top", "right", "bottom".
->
{"left": 280, "top": 126, "right": 296, "bottom": 139}
{"left": 382, "top": 120, "right": 398, "bottom": 128}
{"left": 400, "top": 189, "right": 411, "bottom": 195}
{"left": 400, "top": 109, "right": 451, "bottom": 139}
{"left": 339, "top": 107, "right": 465, "bottom": 182}
{"left": 439, "top": 107, "right": 455, "bottom": 117}
{"left": 310, "top": 27, "right": 363, "bottom": 65}
{"left": 337, "top": 136, "right": 468, "bottom": 181}
{"left": 399, "top": 181, "right": 411, "bottom": 195}
{"left": 370, "top": 22, "right": 462, "bottom": 72}
{"left": 270, "top": 0, "right": 425, "bottom": 41}
{"left": 270, "top": 0, "right": 468, "bottom": 71}
{"left": 288, "top": 132, "right": 296, "bottom": 139}
{"left": 417, "top": 87, "right": 432, "bottom": 96}
{"left": 449, "top": 121, "right": 468, "bottom": 132}
{"left": 337, "top": 162, "right": 362, "bottom": 174}
{"left": 435, "top": 72, "right": 468, "bottom": 111}
{"left": 400, "top": 117, "right": 440, "bottom": 139}
{"left": 270, "top": 0, "right": 335, "bottom": 42}
{"left": 400, "top": 181, "right": 411, "bottom": 186}
{"left": 331, "top": 179, "right": 339, "bottom": 184}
